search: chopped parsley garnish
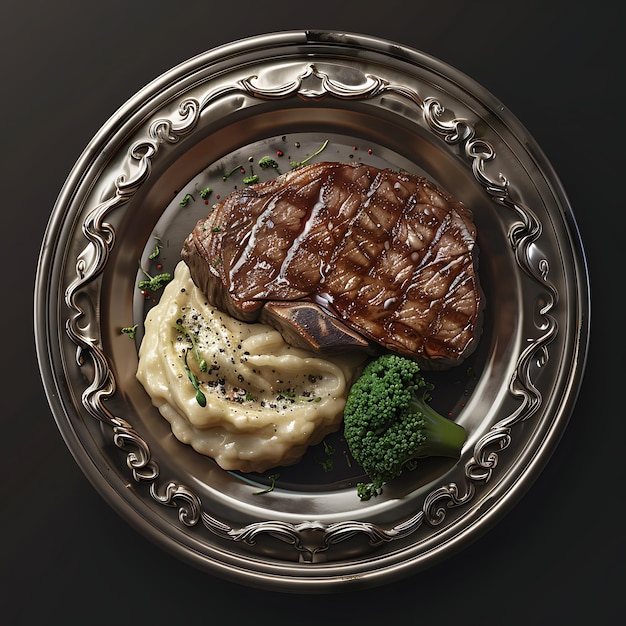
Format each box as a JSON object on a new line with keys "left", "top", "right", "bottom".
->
{"left": 121, "top": 324, "right": 138, "bottom": 339}
{"left": 466, "top": 366, "right": 478, "bottom": 380}
{"left": 318, "top": 458, "right": 334, "bottom": 472}
{"left": 179, "top": 193, "right": 194, "bottom": 207}
{"left": 259, "top": 156, "right": 281, "bottom": 174}
{"left": 148, "top": 237, "right": 162, "bottom": 260}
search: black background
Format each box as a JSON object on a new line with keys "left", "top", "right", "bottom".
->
{"left": 2, "top": 1, "right": 623, "bottom": 623}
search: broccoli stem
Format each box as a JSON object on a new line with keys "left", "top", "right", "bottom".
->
{"left": 409, "top": 398, "right": 466, "bottom": 459}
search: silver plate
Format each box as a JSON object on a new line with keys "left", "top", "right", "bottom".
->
{"left": 35, "top": 31, "right": 589, "bottom": 591}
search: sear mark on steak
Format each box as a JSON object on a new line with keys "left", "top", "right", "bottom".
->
{"left": 181, "top": 161, "right": 483, "bottom": 369}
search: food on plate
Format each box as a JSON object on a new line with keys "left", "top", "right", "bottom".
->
{"left": 182, "top": 161, "right": 482, "bottom": 369}
{"left": 137, "top": 157, "right": 479, "bottom": 481}
{"left": 136, "top": 261, "right": 366, "bottom": 474}
{"left": 342, "top": 353, "right": 467, "bottom": 500}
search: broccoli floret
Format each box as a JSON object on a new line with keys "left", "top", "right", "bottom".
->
{"left": 343, "top": 353, "right": 467, "bottom": 500}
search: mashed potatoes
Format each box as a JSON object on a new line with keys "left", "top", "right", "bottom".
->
{"left": 136, "top": 262, "right": 365, "bottom": 473}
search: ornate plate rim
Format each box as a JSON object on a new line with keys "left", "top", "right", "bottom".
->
{"left": 34, "top": 30, "right": 590, "bottom": 592}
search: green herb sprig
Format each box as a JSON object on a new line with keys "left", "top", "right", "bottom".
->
{"left": 183, "top": 349, "right": 207, "bottom": 407}
{"left": 253, "top": 473, "right": 280, "bottom": 495}
{"left": 138, "top": 265, "right": 171, "bottom": 292}
{"left": 291, "top": 139, "right": 329, "bottom": 169}
{"left": 175, "top": 323, "right": 207, "bottom": 372}
{"left": 223, "top": 164, "right": 244, "bottom": 181}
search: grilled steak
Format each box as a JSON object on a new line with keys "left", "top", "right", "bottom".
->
{"left": 182, "top": 161, "right": 483, "bottom": 368}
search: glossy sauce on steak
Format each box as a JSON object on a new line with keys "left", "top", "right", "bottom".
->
{"left": 182, "top": 161, "right": 483, "bottom": 368}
